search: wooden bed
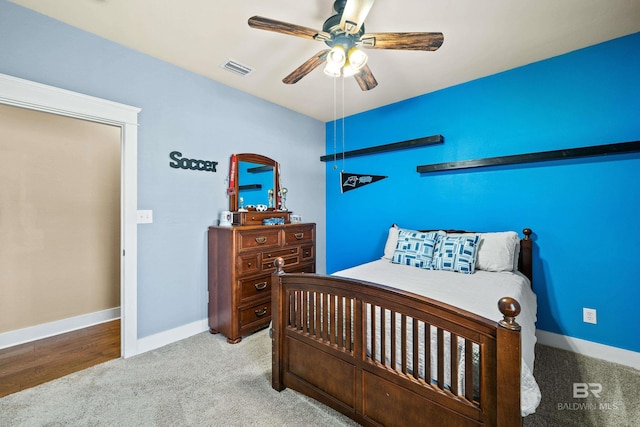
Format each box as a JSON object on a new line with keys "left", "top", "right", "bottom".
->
{"left": 270, "top": 228, "right": 534, "bottom": 427}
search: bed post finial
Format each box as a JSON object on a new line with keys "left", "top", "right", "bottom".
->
{"left": 274, "top": 257, "right": 286, "bottom": 274}
{"left": 498, "top": 297, "right": 521, "bottom": 331}
{"left": 522, "top": 228, "right": 532, "bottom": 239}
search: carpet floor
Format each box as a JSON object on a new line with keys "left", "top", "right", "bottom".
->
{"left": 1, "top": 328, "right": 638, "bottom": 426}
{"left": 0, "top": 329, "right": 358, "bottom": 426}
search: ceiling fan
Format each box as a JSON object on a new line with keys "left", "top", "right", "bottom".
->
{"left": 248, "top": 0, "right": 444, "bottom": 91}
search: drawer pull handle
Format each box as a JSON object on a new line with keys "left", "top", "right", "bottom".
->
{"left": 254, "top": 281, "right": 267, "bottom": 291}
{"left": 247, "top": 262, "right": 252, "bottom": 267}
{"left": 294, "top": 233, "right": 304, "bottom": 240}
{"left": 291, "top": 249, "right": 295, "bottom": 253}
{"left": 254, "top": 307, "right": 268, "bottom": 317}
{"left": 255, "top": 237, "right": 267, "bottom": 244}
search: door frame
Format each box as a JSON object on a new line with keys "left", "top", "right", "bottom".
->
{"left": 0, "top": 72, "right": 140, "bottom": 357}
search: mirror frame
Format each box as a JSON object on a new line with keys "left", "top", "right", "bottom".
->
{"left": 229, "top": 153, "right": 280, "bottom": 212}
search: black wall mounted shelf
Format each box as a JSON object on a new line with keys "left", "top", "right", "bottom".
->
{"left": 321, "top": 134, "right": 444, "bottom": 162}
{"left": 416, "top": 140, "right": 640, "bottom": 174}
{"left": 247, "top": 165, "right": 273, "bottom": 173}
{"left": 239, "top": 184, "right": 262, "bottom": 190}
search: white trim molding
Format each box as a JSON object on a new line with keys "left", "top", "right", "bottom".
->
{"left": 136, "top": 318, "right": 209, "bottom": 355}
{"left": 0, "top": 72, "right": 140, "bottom": 358}
{"left": 0, "top": 308, "right": 121, "bottom": 350}
{"left": 0, "top": 73, "right": 139, "bottom": 125}
{"left": 536, "top": 330, "right": 640, "bottom": 370}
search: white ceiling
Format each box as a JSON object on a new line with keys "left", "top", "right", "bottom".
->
{"left": 10, "top": 0, "right": 640, "bottom": 122}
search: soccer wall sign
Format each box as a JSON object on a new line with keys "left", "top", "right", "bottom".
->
{"left": 169, "top": 151, "right": 218, "bottom": 173}
{"left": 340, "top": 172, "right": 387, "bottom": 193}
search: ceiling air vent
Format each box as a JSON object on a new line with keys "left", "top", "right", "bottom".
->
{"left": 220, "top": 59, "right": 254, "bottom": 77}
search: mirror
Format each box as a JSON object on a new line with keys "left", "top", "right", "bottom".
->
{"left": 228, "top": 153, "right": 280, "bottom": 212}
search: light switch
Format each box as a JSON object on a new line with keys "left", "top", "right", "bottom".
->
{"left": 137, "top": 210, "right": 153, "bottom": 224}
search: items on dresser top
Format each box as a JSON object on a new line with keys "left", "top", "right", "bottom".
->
{"left": 263, "top": 217, "right": 285, "bottom": 225}
{"left": 207, "top": 223, "right": 315, "bottom": 343}
{"left": 219, "top": 210, "right": 232, "bottom": 227}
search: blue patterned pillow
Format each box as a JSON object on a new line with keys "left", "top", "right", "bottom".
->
{"left": 391, "top": 229, "right": 439, "bottom": 269}
{"left": 431, "top": 235, "right": 480, "bottom": 274}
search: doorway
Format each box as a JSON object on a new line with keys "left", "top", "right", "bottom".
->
{"left": 0, "top": 104, "right": 121, "bottom": 333}
{"left": 0, "top": 73, "right": 140, "bottom": 359}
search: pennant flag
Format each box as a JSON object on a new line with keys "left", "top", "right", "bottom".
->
{"left": 340, "top": 171, "right": 388, "bottom": 193}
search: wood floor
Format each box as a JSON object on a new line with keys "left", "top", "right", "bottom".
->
{"left": 0, "top": 319, "right": 120, "bottom": 398}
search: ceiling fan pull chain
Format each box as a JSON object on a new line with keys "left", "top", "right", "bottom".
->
{"left": 333, "top": 76, "right": 338, "bottom": 170}
{"left": 342, "top": 75, "right": 346, "bottom": 172}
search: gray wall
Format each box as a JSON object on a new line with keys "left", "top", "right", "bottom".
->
{"left": 0, "top": 0, "right": 326, "bottom": 339}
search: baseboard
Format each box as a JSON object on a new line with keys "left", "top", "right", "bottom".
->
{"left": 0, "top": 308, "right": 121, "bottom": 350}
{"left": 536, "top": 330, "right": 640, "bottom": 370}
{"left": 135, "top": 318, "right": 209, "bottom": 356}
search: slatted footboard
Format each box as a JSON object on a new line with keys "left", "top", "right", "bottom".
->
{"left": 271, "top": 259, "right": 523, "bottom": 427}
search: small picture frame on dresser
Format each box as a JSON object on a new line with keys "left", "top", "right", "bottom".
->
{"left": 290, "top": 214, "right": 302, "bottom": 223}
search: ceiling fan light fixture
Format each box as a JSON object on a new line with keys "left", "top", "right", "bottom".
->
{"left": 323, "top": 62, "right": 342, "bottom": 77}
{"left": 342, "top": 47, "right": 367, "bottom": 77}
{"left": 326, "top": 45, "right": 347, "bottom": 67}
{"left": 347, "top": 46, "right": 367, "bottom": 69}
{"left": 342, "top": 60, "right": 358, "bottom": 77}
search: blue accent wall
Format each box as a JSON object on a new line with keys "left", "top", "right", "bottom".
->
{"left": 326, "top": 32, "right": 640, "bottom": 353}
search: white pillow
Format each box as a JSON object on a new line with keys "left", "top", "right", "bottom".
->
{"left": 475, "top": 231, "right": 519, "bottom": 272}
{"left": 382, "top": 225, "right": 400, "bottom": 259}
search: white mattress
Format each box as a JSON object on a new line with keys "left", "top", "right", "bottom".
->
{"left": 333, "top": 259, "right": 541, "bottom": 416}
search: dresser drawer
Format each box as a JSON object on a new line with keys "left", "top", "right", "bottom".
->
{"left": 237, "top": 253, "right": 260, "bottom": 276}
{"left": 239, "top": 275, "right": 271, "bottom": 302}
{"left": 301, "top": 244, "right": 314, "bottom": 261}
{"left": 263, "top": 254, "right": 299, "bottom": 272}
{"left": 233, "top": 211, "right": 290, "bottom": 226}
{"left": 239, "top": 301, "right": 271, "bottom": 328}
{"left": 262, "top": 247, "right": 298, "bottom": 263}
{"left": 237, "top": 228, "right": 280, "bottom": 251}
{"left": 284, "top": 225, "right": 314, "bottom": 246}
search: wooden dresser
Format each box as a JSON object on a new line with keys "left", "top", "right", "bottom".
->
{"left": 207, "top": 223, "right": 315, "bottom": 343}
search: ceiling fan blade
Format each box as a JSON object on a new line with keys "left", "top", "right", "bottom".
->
{"left": 340, "top": 0, "right": 376, "bottom": 34}
{"left": 248, "top": 16, "right": 331, "bottom": 41}
{"left": 353, "top": 64, "right": 378, "bottom": 91}
{"left": 360, "top": 32, "right": 444, "bottom": 51}
{"left": 283, "top": 50, "right": 330, "bottom": 84}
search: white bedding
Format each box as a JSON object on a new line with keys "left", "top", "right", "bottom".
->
{"left": 333, "top": 259, "right": 541, "bottom": 416}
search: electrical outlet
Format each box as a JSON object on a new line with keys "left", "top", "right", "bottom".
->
{"left": 583, "top": 308, "right": 597, "bottom": 324}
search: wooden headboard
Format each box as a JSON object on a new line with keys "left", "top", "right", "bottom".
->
{"left": 518, "top": 228, "right": 533, "bottom": 283}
